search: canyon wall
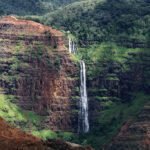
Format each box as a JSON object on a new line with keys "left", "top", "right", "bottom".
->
{"left": 0, "top": 16, "right": 80, "bottom": 132}
{"left": 87, "top": 51, "right": 150, "bottom": 130}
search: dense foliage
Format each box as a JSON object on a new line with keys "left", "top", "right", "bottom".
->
{"left": 44, "top": 0, "right": 150, "bottom": 47}
{"left": 0, "top": 0, "right": 44, "bottom": 15}
{"left": 0, "top": 0, "right": 81, "bottom": 15}
{"left": 74, "top": 44, "right": 150, "bottom": 149}
{"left": 1, "top": 0, "right": 149, "bottom": 46}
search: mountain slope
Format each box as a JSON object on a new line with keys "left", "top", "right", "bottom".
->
{"left": 44, "top": 0, "right": 150, "bottom": 47}
{"left": 0, "top": 0, "right": 44, "bottom": 15}
{"left": 0, "top": 0, "right": 81, "bottom": 15}
{"left": 0, "top": 1, "right": 150, "bottom": 150}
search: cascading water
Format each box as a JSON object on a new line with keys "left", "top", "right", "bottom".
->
{"left": 69, "top": 37, "right": 72, "bottom": 53}
{"left": 68, "top": 36, "right": 89, "bottom": 133}
{"left": 78, "top": 61, "right": 89, "bottom": 133}
{"left": 69, "top": 37, "right": 76, "bottom": 54}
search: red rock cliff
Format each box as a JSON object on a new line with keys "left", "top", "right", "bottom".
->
{"left": 0, "top": 16, "right": 65, "bottom": 49}
{"left": 0, "top": 16, "right": 80, "bottom": 131}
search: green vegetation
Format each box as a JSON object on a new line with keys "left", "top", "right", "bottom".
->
{"left": 73, "top": 41, "right": 150, "bottom": 149}
{"left": 43, "top": 0, "right": 150, "bottom": 47}
{"left": 0, "top": 91, "right": 75, "bottom": 141}
{"left": 32, "top": 130, "right": 75, "bottom": 141}
{"left": 1, "top": 0, "right": 149, "bottom": 47}
{"left": 78, "top": 43, "right": 147, "bottom": 62}
{"left": 0, "top": 0, "right": 45, "bottom": 15}
{"left": 0, "top": 92, "right": 43, "bottom": 129}
{"left": 0, "top": 0, "right": 150, "bottom": 149}
{"left": 76, "top": 43, "right": 149, "bottom": 80}
{"left": 27, "top": 45, "right": 62, "bottom": 71}
{"left": 0, "top": 0, "right": 81, "bottom": 16}
{"left": 32, "top": 130, "right": 58, "bottom": 140}
{"left": 77, "top": 93, "right": 150, "bottom": 149}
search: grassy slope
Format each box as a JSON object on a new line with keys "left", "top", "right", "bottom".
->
{"left": 0, "top": 90, "right": 76, "bottom": 141}
{"left": 0, "top": 90, "right": 42, "bottom": 130}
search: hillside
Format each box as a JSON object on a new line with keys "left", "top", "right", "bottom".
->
{"left": 0, "top": 0, "right": 81, "bottom": 16}
{"left": 0, "top": 0, "right": 150, "bottom": 150}
{"left": 0, "top": 0, "right": 44, "bottom": 15}
{"left": 0, "top": 117, "right": 92, "bottom": 150}
{"left": 0, "top": 15, "right": 79, "bottom": 133}
{"left": 44, "top": 0, "right": 150, "bottom": 47}
{"left": 3, "top": 0, "right": 149, "bottom": 47}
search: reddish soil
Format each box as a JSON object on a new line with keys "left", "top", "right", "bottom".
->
{"left": 0, "top": 117, "right": 93, "bottom": 150}
{"left": 0, "top": 117, "right": 50, "bottom": 150}
{"left": 0, "top": 16, "right": 63, "bottom": 36}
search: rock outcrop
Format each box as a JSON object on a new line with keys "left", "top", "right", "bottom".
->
{"left": 106, "top": 102, "right": 150, "bottom": 150}
{"left": 0, "top": 16, "right": 80, "bottom": 131}
{"left": 0, "top": 16, "right": 64, "bottom": 49}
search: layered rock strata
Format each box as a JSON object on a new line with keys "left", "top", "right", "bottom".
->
{"left": 87, "top": 51, "right": 150, "bottom": 129}
{"left": 106, "top": 102, "right": 150, "bottom": 150}
{"left": 0, "top": 16, "right": 80, "bottom": 131}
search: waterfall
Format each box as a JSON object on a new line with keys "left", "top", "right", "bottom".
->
{"left": 78, "top": 61, "right": 89, "bottom": 133}
{"left": 68, "top": 37, "right": 76, "bottom": 54}
{"left": 69, "top": 37, "right": 72, "bottom": 53}
{"left": 68, "top": 35, "right": 89, "bottom": 133}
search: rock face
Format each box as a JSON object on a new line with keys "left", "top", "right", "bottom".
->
{"left": 87, "top": 51, "right": 150, "bottom": 129}
{"left": 0, "top": 16, "right": 80, "bottom": 131}
{"left": 0, "top": 16, "right": 64, "bottom": 49}
{"left": 87, "top": 62, "right": 121, "bottom": 128}
{"left": 0, "top": 117, "right": 93, "bottom": 150}
{"left": 106, "top": 102, "right": 150, "bottom": 150}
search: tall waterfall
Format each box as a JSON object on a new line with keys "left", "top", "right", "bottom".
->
{"left": 78, "top": 61, "right": 89, "bottom": 133}
{"left": 68, "top": 36, "right": 89, "bottom": 133}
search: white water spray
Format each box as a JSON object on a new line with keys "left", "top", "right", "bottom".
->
{"left": 69, "top": 37, "right": 72, "bottom": 53}
{"left": 68, "top": 37, "right": 77, "bottom": 54}
{"left": 78, "top": 61, "right": 89, "bottom": 133}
